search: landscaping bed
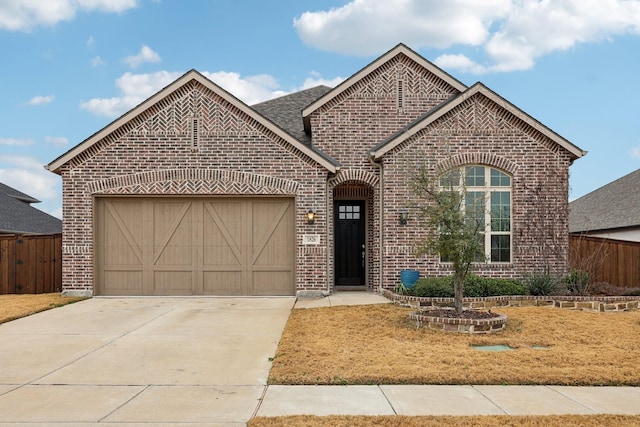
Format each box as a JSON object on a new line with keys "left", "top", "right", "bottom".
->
{"left": 269, "top": 303, "right": 640, "bottom": 385}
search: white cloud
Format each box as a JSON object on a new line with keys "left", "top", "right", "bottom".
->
{"left": 45, "top": 136, "right": 69, "bottom": 147}
{"left": 86, "top": 36, "right": 95, "bottom": 49}
{"left": 294, "top": 0, "right": 640, "bottom": 74}
{"left": 90, "top": 55, "right": 105, "bottom": 67}
{"left": 294, "top": 0, "right": 511, "bottom": 55}
{"left": 202, "top": 71, "right": 288, "bottom": 105}
{"left": 433, "top": 54, "right": 487, "bottom": 75}
{"left": 80, "top": 70, "right": 296, "bottom": 118}
{"left": 0, "top": 138, "right": 34, "bottom": 146}
{"left": 26, "top": 95, "right": 54, "bottom": 106}
{"left": 80, "top": 70, "right": 183, "bottom": 117}
{"left": 123, "top": 45, "right": 161, "bottom": 68}
{"left": 0, "top": 0, "right": 138, "bottom": 32}
{"left": 0, "top": 155, "right": 59, "bottom": 202}
{"left": 300, "top": 71, "right": 345, "bottom": 89}
{"left": 630, "top": 146, "right": 640, "bottom": 159}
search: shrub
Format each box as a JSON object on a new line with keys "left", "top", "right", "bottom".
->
{"left": 564, "top": 269, "right": 590, "bottom": 295}
{"left": 463, "top": 274, "right": 527, "bottom": 297}
{"left": 411, "top": 274, "right": 526, "bottom": 298}
{"left": 524, "top": 273, "right": 563, "bottom": 296}
{"left": 412, "top": 276, "right": 454, "bottom": 298}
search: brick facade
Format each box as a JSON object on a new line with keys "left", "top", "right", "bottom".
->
{"left": 49, "top": 44, "right": 583, "bottom": 296}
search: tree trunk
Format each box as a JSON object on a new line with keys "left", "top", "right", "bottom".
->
{"left": 454, "top": 274, "right": 464, "bottom": 315}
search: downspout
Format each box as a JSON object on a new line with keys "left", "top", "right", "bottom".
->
{"left": 326, "top": 171, "right": 339, "bottom": 295}
{"left": 368, "top": 155, "right": 384, "bottom": 293}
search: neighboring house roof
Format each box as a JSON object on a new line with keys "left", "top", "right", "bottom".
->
{"left": 569, "top": 168, "right": 640, "bottom": 233}
{"left": 301, "top": 43, "right": 468, "bottom": 133}
{"left": 47, "top": 70, "right": 340, "bottom": 174}
{"left": 252, "top": 85, "right": 332, "bottom": 145}
{"left": 0, "top": 183, "right": 62, "bottom": 234}
{"left": 370, "top": 82, "right": 586, "bottom": 162}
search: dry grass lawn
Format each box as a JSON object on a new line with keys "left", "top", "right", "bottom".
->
{"left": 0, "top": 293, "right": 87, "bottom": 324}
{"left": 269, "top": 304, "right": 640, "bottom": 385}
{"left": 249, "top": 415, "right": 640, "bottom": 427}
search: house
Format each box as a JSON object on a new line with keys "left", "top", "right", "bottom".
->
{"left": 569, "top": 169, "right": 640, "bottom": 242}
{"left": 0, "top": 183, "right": 62, "bottom": 234}
{"left": 47, "top": 44, "right": 585, "bottom": 297}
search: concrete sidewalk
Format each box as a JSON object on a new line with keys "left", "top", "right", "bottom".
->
{"left": 256, "top": 384, "right": 640, "bottom": 417}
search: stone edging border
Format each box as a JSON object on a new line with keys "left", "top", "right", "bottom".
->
{"left": 381, "top": 289, "right": 640, "bottom": 313}
{"left": 408, "top": 310, "right": 508, "bottom": 334}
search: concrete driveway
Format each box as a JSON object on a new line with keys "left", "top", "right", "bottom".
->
{"left": 0, "top": 297, "right": 295, "bottom": 426}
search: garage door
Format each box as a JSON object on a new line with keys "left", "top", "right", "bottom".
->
{"left": 95, "top": 197, "right": 295, "bottom": 296}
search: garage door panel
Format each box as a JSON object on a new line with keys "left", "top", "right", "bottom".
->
{"left": 97, "top": 197, "right": 295, "bottom": 296}
{"left": 153, "top": 201, "right": 194, "bottom": 267}
{"left": 153, "top": 271, "right": 193, "bottom": 295}
{"left": 252, "top": 201, "right": 292, "bottom": 266}
{"left": 203, "top": 271, "right": 242, "bottom": 295}
{"left": 103, "top": 271, "right": 143, "bottom": 295}
{"left": 203, "top": 201, "right": 244, "bottom": 266}
{"left": 252, "top": 272, "right": 293, "bottom": 296}
{"left": 103, "top": 201, "right": 143, "bottom": 266}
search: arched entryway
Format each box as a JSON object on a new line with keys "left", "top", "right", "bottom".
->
{"left": 333, "top": 182, "right": 374, "bottom": 290}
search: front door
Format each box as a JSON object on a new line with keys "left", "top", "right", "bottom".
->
{"left": 334, "top": 201, "right": 366, "bottom": 286}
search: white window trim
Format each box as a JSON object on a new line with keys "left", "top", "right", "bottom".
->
{"left": 440, "top": 165, "right": 512, "bottom": 264}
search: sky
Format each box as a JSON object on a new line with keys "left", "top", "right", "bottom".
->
{"left": 0, "top": 0, "right": 639, "bottom": 219}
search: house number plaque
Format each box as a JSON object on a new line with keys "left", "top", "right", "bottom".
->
{"left": 302, "top": 234, "right": 321, "bottom": 245}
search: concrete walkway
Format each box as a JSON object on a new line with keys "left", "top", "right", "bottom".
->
{"left": 0, "top": 291, "right": 638, "bottom": 426}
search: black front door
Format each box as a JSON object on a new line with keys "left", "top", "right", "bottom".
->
{"left": 334, "top": 201, "right": 366, "bottom": 286}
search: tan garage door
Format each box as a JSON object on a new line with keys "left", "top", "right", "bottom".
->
{"left": 96, "top": 197, "right": 295, "bottom": 296}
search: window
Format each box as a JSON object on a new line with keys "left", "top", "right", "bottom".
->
{"left": 440, "top": 165, "right": 512, "bottom": 263}
{"left": 338, "top": 204, "right": 361, "bottom": 220}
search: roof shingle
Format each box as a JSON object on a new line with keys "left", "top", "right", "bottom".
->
{"left": 569, "top": 169, "right": 640, "bottom": 233}
{"left": 0, "top": 183, "right": 62, "bottom": 234}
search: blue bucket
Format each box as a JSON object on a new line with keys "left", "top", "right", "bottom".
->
{"left": 400, "top": 269, "right": 420, "bottom": 288}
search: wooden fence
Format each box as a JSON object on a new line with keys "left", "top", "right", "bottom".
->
{"left": 0, "top": 234, "right": 62, "bottom": 294}
{"left": 569, "top": 235, "right": 640, "bottom": 288}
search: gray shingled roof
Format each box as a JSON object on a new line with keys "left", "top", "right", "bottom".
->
{"left": 569, "top": 169, "right": 640, "bottom": 233}
{"left": 252, "top": 86, "right": 332, "bottom": 145}
{"left": 0, "top": 183, "right": 62, "bottom": 234}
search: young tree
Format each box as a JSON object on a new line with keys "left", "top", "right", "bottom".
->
{"left": 412, "top": 166, "right": 484, "bottom": 315}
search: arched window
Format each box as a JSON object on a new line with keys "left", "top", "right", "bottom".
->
{"left": 439, "top": 165, "right": 512, "bottom": 263}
